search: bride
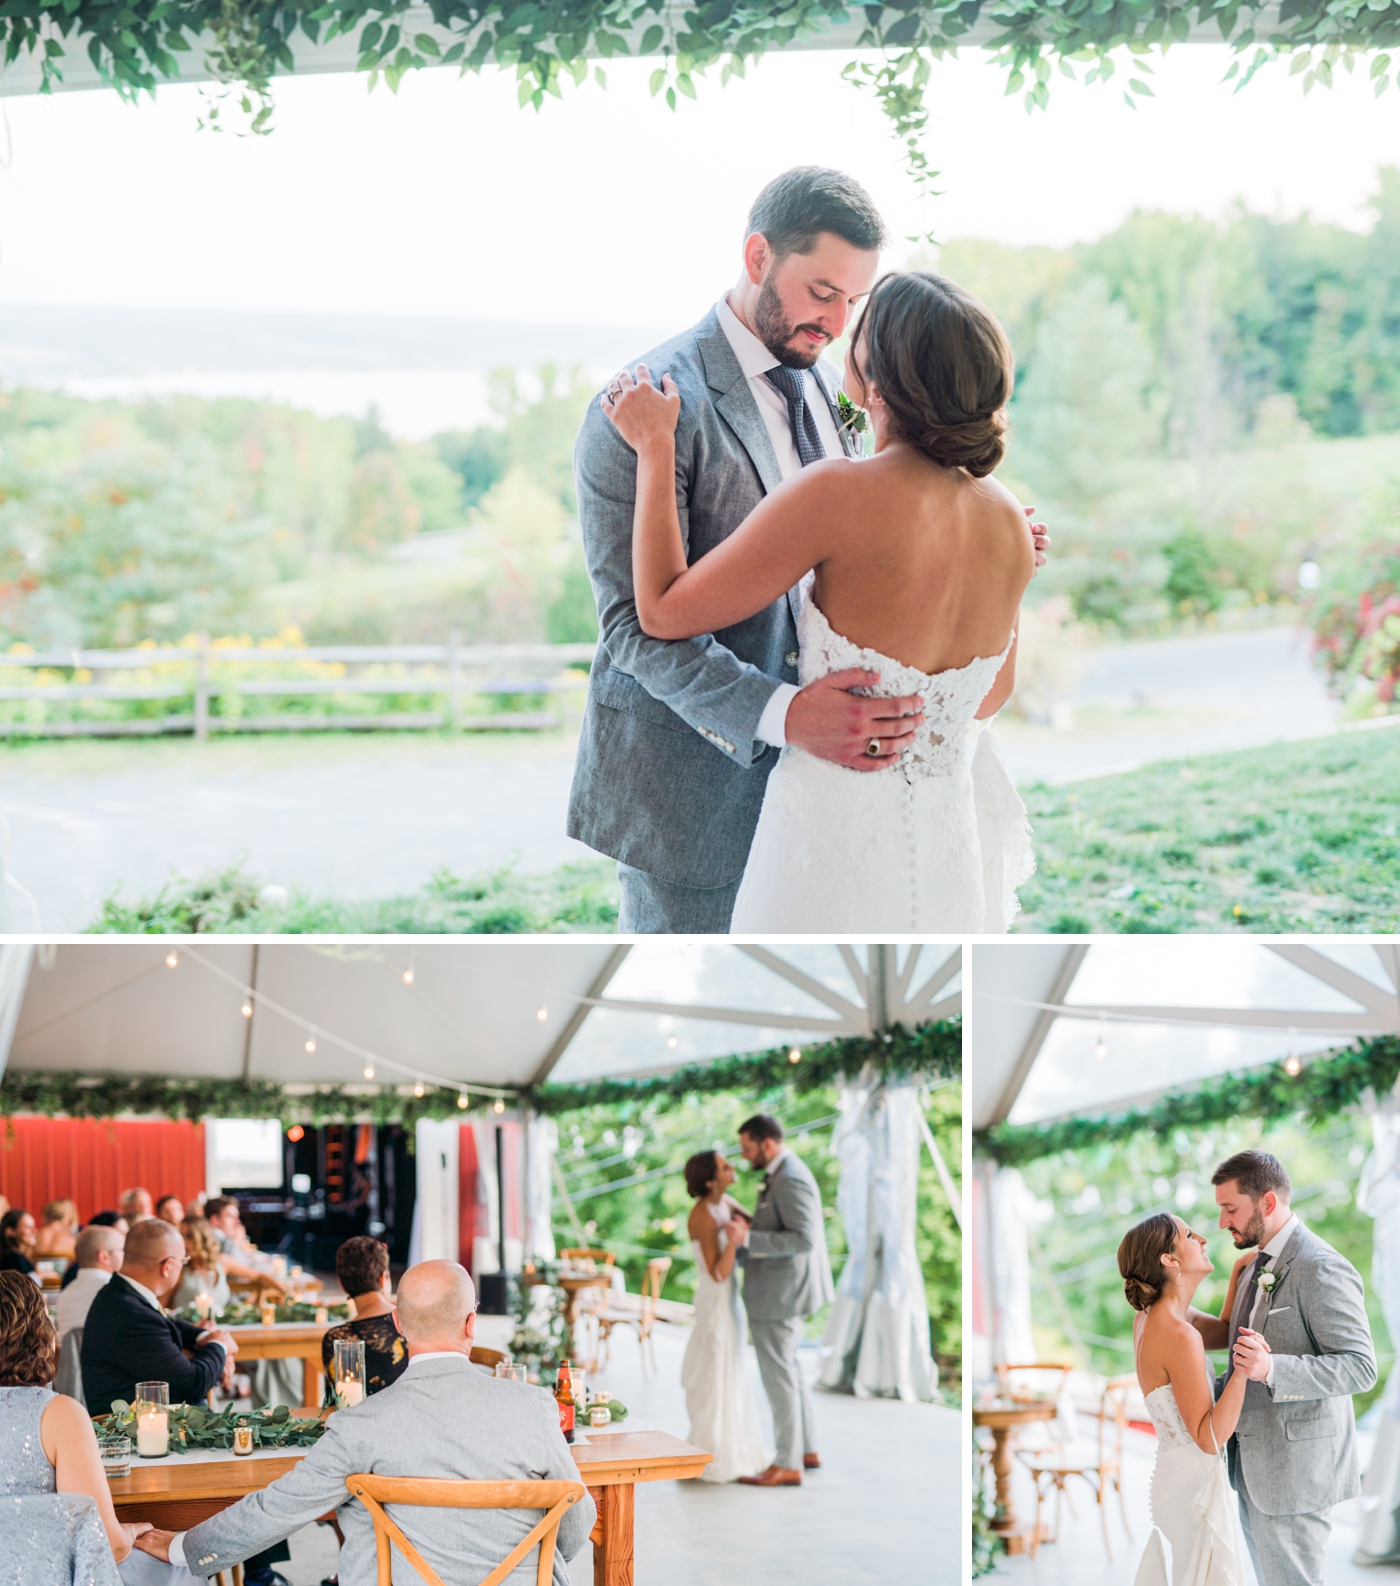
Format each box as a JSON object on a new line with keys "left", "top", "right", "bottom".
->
{"left": 679, "top": 1150, "right": 771, "bottom": 1482}
{"left": 1119, "top": 1211, "right": 1262, "bottom": 1585}
{"left": 600, "top": 269, "right": 1036, "bottom": 932}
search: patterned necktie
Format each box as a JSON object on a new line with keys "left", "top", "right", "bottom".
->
{"left": 765, "top": 367, "right": 826, "bottom": 467}
{"left": 1231, "top": 1254, "right": 1266, "bottom": 1369}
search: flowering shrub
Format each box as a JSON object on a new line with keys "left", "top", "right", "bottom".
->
{"left": 1308, "top": 545, "right": 1400, "bottom": 719}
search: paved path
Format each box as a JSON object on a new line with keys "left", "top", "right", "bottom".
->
{"left": 4, "top": 627, "right": 1343, "bottom": 931}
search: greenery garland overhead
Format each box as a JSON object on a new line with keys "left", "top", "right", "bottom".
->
{"left": 977, "top": 1033, "right": 1400, "bottom": 1168}
{"left": 0, "top": 1017, "right": 959, "bottom": 1129}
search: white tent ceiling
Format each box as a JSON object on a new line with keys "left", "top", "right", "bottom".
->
{"left": 1, "top": 940, "right": 961, "bottom": 1097}
{"left": 970, "top": 940, "right": 1400, "bottom": 1131}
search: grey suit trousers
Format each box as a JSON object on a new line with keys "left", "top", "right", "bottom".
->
{"left": 616, "top": 863, "right": 741, "bottom": 935}
{"left": 749, "top": 1318, "right": 817, "bottom": 1471}
{"left": 1237, "top": 1485, "right": 1330, "bottom": 1586}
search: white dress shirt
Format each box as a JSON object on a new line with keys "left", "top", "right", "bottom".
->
{"left": 1246, "top": 1213, "right": 1300, "bottom": 1388}
{"left": 713, "top": 295, "right": 844, "bottom": 748}
{"left": 55, "top": 1266, "right": 112, "bottom": 1339}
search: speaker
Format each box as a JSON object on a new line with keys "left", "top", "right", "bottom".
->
{"left": 478, "top": 1271, "right": 509, "bottom": 1314}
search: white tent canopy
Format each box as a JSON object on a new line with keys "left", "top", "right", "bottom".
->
{"left": 1, "top": 940, "right": 960, "bottom": 1092}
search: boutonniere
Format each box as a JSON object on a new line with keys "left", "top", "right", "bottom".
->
{"left": 1258, "top": 1269, "right": 1279, "bottom": 1294}
{"left": 836, "top": 391, "right": 868, "bottom": 438}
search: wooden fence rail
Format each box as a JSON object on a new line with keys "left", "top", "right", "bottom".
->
{"left": 0, "top": 635, "right": 598, "bottom": 740}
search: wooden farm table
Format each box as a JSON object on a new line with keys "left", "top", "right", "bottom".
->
{"left": 972, "top": 1401, "right": 1058, "bottom": 1555}
{"left": 110, "top": 1412, "right": 710, "bottom": 1586}
{"left": 224, "top": 1322, "right": 331, "bottom": 1408}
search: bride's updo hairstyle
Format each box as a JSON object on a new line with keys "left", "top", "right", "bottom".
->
{"left": 852, "top": 271, "right": 1013, "bottom": 477}
{"left": 684, "top": 1151, "right": 720, "bottom": 1199}
{"left": 1117, "top": 1211, "right": 1181, "bottom": 1312}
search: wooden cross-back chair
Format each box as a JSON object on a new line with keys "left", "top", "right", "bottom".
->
{"left": 558, "top": 1248, "right": 616, "bottom": 1267}
{"left": 597, "top": 1257, "right": 671, "bottom": 1376}
{"left": 345, "top": 1476, "right": 586, "bottom": 1586}
{"left": 1020, "top": 1374, "right": 1136, "bottom": 1560}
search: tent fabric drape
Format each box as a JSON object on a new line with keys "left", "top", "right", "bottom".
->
{"left": 818, "top": 1079, "right": 936, "bottom": 1402}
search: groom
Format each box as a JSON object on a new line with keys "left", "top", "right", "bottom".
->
{"left": 568, "top": 165, "right": 1050, "bottom": 933}
{"left": 1192, "top": 1149, "right": 1376, "bottom": 1586}
{"left": 732, "top": 1113, "right": 834, "bottom": 1487}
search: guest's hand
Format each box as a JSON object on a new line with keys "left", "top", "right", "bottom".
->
{"left": 130, "top": 1525, "right": 168, "bottom": 1560}
{"left": 209, "top": 1328, "right": 238, "bottom": 1356}
{"left": 1233, "top": 1327, "right": 1272, "bottom": 1382}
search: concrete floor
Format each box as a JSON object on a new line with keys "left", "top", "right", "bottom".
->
{"left": 984, "top": 1424, "right": 1400, "bottom": 1586}
{"left": 277, "top": 1320, "right": 957, "bottom": 1586}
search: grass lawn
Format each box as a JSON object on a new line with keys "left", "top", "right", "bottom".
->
{"left": 93, "top": 858, "right": 621, "bottom": 934}
{"left": 1016, "top": 723, "right": 1400, "bottom": 933}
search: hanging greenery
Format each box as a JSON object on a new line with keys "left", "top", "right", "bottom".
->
{"left": 977, "top": 1033, "right": 1400, "bottom": 1167}
{"left": 0, "top": 1017, "right": 959, "bottom": 1128}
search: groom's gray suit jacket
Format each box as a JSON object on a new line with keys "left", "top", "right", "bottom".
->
{"left": 741, "top": 1149, "right": 836, "bottom": 1322}
{"left": 567, "top": 307, "right": 858, "bottom": 889}
{"left": 1216, "top": 1220, "right": 1376, "bottom": 1517}
{"left": 179, "top": 1356, "right": 595, "bottom": 1586}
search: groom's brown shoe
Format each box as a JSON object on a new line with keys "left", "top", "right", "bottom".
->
{"left": 803, "top": 1454, "right": 821, "bottom": 1470}
{"left": 738, "top": 1466, "right": 802, "bottom": 1486}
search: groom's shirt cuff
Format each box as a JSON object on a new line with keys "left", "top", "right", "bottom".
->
{"left": 167, "top": 1534, "right": 188, "bottom": 1568}
{"left": 757, "top": 684, "right": 800, "bottom": 748}
{"left": 1265, "top": 1355, "right": 1277, "bottom": 1388}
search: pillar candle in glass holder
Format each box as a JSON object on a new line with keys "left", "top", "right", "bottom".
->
{"left": 314, "top": 1306, "right": 328, "bottom": 1324}
{"left": 134, "top": 1382, "right": 170, "bottom": 1458}
{"left": 195, "top": 1292, "right": 213, "bottom": 1321}
{"left": 260, "top": 1301, "right": 277, "bottom": 1326}
{"left": 332, "top": 1338, "right": 367, "bottom": 1409}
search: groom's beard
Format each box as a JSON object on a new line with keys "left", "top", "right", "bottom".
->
{"left": 1229, "top": 1205, "right": 1268, "bottom": 1249}
{"left": 755, "top": 274, "right": 830, "bottom": 370}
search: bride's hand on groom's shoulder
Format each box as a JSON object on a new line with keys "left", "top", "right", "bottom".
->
{"left": 600, "top": 363, "right": 681, "bottom": 451}
{"left": 1023, "top": 505, "right": 1050, "bottom": 572}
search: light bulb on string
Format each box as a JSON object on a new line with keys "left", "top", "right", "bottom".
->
{"left": 667, "top": 1035, "right": 678, "bottom": 1049}
{"left": 1094, "top": 1018, "right": 1108, "bottom": 1062}
{"left": 165, "top": 951, "right": 179, "bottom": 969}
{"left": 493, "top": 1098, "right": 506, "bottom": 1114}
{"left": 457, "top": 1090, "right": 469, "bottom": 1110}
{"left": 241, "top": 1000, "right": 253, "bottom": 1019}
{"left": 1284, "top": 1026, "right": 1302, "bottom": 1076}
{"left": 402, "top": 955, "right": 415, "bottom": 987}
{"left": 363, "top": 1064, "right": 376, "bottom": 1081}
{"left": 788, "top": 1048, "right": 802, "bottom": 1065}
{"left": 413, "top": 1080, "right": 426, "bottom": 1098}
{"left": 305, "top": 1032, "right": 317, "bottom": 1054}
{"left": 536, "top": 999, "right": 548, "bottom": 1023}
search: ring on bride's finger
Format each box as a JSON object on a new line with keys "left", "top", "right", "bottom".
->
{"left": 866, "top": 738, "right": 882, "bottom": 757}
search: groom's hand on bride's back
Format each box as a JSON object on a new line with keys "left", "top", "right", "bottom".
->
{"left": 785, "top": 669, "right": 925, "bottom": 772}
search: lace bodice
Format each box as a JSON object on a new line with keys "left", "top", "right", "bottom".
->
{"left": 797, "top": 594, "right": 1012, "bottom": 781}
{"left": 1144, "top": 1384, "right": 1205, "bottom": 1453}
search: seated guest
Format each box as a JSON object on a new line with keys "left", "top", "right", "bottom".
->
{"left": 61, "top": 1211, "right": 129, "bottom": 1292}
{"left": 171, "top": 1218, "right": 231, "bottom": 1315}
{"left": 35, "top": 1200, "right": 80, "bottom": 1263}
{"left": 0, "top": 1270, "right": 171, "bottom": 1580}
{"left": 80, "top": 1219, "right": 238, "bottom": 1417}
{"left": 119, "top": 1188, "right": 155, "bottom": 1225}
{"left": 0, "top": 1207, "right": 38, "bottom": 1275}
{"left": 56, "top": 1225, "right": 126, "bottom": 1341}
{"left": 135, "top": 1261, "right": 595, "bottom": 1586}
{"left": 203, "top": 1197, "right": 287, "bottom": 1298}
{"left": 320, "top": 1237, "right": 406, "bottom": 1398}
{"left": 155, "top": 1196, "right": 185, "bottom": 1226}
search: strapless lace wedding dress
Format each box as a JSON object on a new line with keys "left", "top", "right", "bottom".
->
{"left": 1135, "top": 1384, "right": 1247, "bottom": 1586}
{"left": 680, "top": 1201, "right": 771, "bottom": 1483}
{"left": 729, "top": 590, "right": 1035, "bottom": 932}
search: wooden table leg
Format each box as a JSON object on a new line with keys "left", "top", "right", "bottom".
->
{"left": 302, "top": 1355, "right": 323, "bottom": 1408}
{"left": 588, "top": 1483, "right": 635, "bottom": 1586}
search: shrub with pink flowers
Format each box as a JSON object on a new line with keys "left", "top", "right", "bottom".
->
{"left": 1308, "top": 545, "right": 1400, "bottom": 719}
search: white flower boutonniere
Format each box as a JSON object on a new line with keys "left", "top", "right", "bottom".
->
{"left": 836, "top": 390, "right": 868, "bottom": 439}
{"left": 1258, "top": 1269, "right": 1279, "bottom": 1294}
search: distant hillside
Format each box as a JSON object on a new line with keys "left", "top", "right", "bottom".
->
{"left": 0, "top": 304, "right": 667, "bottom": 381}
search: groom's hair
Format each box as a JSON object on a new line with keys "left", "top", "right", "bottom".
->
{"left": 746, "top": 168, "right": 888, "bottom": 260}
{"left": 1211, "top": 1149, "right": 1291, "bottom": 1205}
{"left": 738, "top": 1114, "right": 784, "bottom": 1144}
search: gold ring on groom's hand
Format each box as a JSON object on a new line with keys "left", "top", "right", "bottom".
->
{"left": 866, "top": 738, "right": 881, "bottom": 757}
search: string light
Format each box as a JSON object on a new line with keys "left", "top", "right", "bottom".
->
{"left": 1284, "top": 1054, "right": 1303, "bottom": 1076}
{"left": 241, "top": 1001, "right": 253, "bottom": 1018}
{"left": 457, "top": 1091, "right": 469, "bottom": 1110}
{"left": 165, "top": 952, "right": 179, "bottom": 969}
{"left": 286, "top": 1125, "right": 304, "bottom": 1143}
{"left": 402, "top": 956, "right": 415, "bottom": 987}
{"left": 536, "top": 1000, "right": 548, "bottom": 1023}
{"left": 363, "top": 1064, "right": 376, "bottom": 1080}
{"left": 788, "top": 1047, "right": 802, "bottom": 1065}
{"left": 493, "top": 1098, "right": 506, "bottom": 1114}
{"left": 667, "top": 1035, "right": 678, "bottom": 1049}
{"left": 413, "top": 1080, "right": 426, "bottom": 1098}
{"left": 305, "top": 1032, "right": 317, "bottom": 1054}
{"left": 1094, "top": 1018, "right": 1108, "bottom": 1062}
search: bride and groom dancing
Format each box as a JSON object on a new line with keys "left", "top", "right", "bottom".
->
{"left": 1120, "top": 1148, "right": 1377, "bottom": 1586}
{"left": 679, "top": 1114, "right": 833, "bottom": 1485}
{"left": 566, "top": 164, "right": 1050, "bottom": 933}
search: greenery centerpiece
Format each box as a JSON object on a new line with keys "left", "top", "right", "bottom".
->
{"left": 93, "top": 1400, "right": 328, "bottom": 1452}
{"left": 170, "top": 1297, "right": 352, "bottom": 1325}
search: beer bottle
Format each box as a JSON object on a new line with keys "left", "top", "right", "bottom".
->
{"left": 555, "top": 1361, "right": 576, "bottom": 1444}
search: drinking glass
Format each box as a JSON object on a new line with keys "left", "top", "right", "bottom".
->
{"left": 571, "top": 1366, "right": 587, "bottom": 1407}
{"left": 99, "top": 1436, "right": 131, "bottom": 1479}
{"left": 332, "top": 1339, "right": 367, "bottom": 1408}
{"left": 508, "top": 1364, "right": 528, "bottom": 1383}
{"left": 134, "top": 1382, "right": 170, "bottom": 1458}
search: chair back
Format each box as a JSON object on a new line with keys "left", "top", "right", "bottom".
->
{"left": 1098, "top": 1376, "right": 1134, "bottom": 1467}
{"left": 559, "top": 1249, "right": 615, "bottom": 1267}
{"left": 641, "top": 1258, "right": 671, "bottom": 1316}
{"left": 470, "top": 1347, "right": 508, "bottom": 1372}
{"left": 345, "top": 1475, "right": 586, "bottom": 1586}
{"left": 0, "top": 1494, "right": 120, "bottom": 1586}
{"left": 54, "top": 1326, "right": 84, "bottom": 1403}
{"left": 995, "top": 1362, "right": 1073, "bottom": 1401}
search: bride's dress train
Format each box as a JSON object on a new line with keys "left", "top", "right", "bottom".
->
{"left": 680, "top": 1201, "right": 771, "bottom": 1483}
{"left": 730, "top": 588, "right": 1035, "bottom": 932}
{"left": 1135, "top": 1384, "right": 1247, "bottom": 1586}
